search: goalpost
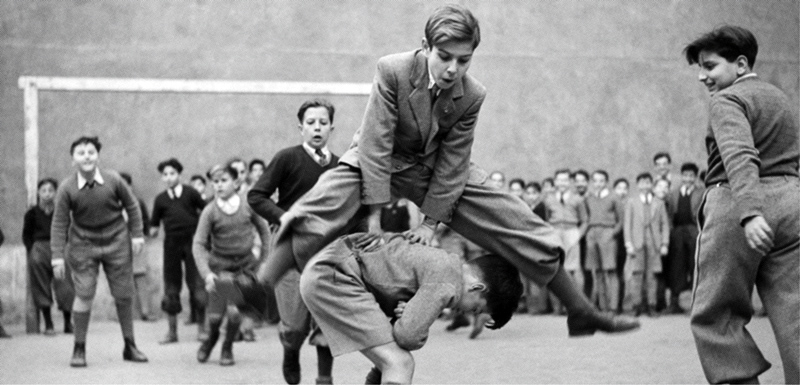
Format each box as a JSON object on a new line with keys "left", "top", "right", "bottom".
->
{"left": 15, "top": 76, "right": 372, "bottom": 332}
{"left": 17, "top": 76, "right": 372, "bottom": 206}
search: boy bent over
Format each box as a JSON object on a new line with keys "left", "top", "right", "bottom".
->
{"left": 300, "top": 233, "right": 522, "bottom": 384}
{"left": 51, "top": 136, "right": 148, "bottom": 367}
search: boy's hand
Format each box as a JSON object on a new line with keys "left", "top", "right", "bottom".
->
{"left": 131, "top": 237, "right": 145, "bottom": 256}
{"left": 660, "top": 245, "right": 669, "bottom": 256}
{"left": 205, "top": 273, "right": 218, "bottom": 292}
{"left": 393, "top": 301, "right": 407, "bottom": 318}
{"left": 743, "top": 215, "right": 774, "bottom": 255}
{"left": 625, "top": 243, "right": 635, "bottom": 255}
{"left": 52, "top": 260, "right": 65, "bottom": 280}
{"left": 404, "top": 219, "right": 436, "bottom": 246}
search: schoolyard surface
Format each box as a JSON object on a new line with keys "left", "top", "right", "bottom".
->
{"left": 0, "top": 313, "right": 783, "bottom": 384}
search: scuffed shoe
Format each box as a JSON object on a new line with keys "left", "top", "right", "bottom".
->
{"left": 122, "top": 338, "right": 148, "bottom": 362}
{"left": 567, "top": 310, "right": 640, "bottom": 337}
{"left": 70, "top": 342, "right": 87, "bottom": 367}
{"left": 219, "top": 345, "right": 234, "bottom": 366}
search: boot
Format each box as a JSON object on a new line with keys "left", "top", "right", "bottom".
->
{"left": 283, "top": 347, "right": 301, "bottom": 384}
{"left": 42, "top": 307, "right": 56, "bottom": 335}
{"left": 122, "top": 338, "right": 148, "bottom": 362}
{"left": 219, "top": 319, "right": 238, "bottom": 366}
{"left": 70, "top": 342, "right": 86, "bottom": 367}
{"left": 364, "top": 367, "right": 382, "bottom": 385}
{"left": 197, "top": 320, "right": 221, "bottom": 363}
{"left": 160, "top": 315, "right": 178, "bottom": 344}
{"left": 197, "top": 308, "right": 208, "bottom": 342}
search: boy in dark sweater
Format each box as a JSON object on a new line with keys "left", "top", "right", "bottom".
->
{"left": 684, "top": 25, "right": 799, "bottom": 384}
{"left": 248, "top": 99, "right": 339, "bottom": 385}
{"left": 51, "top": 136, "right": 148, "bottom": 367}
{"left": 151, "top": 158, "right": 208, "bottom": 343}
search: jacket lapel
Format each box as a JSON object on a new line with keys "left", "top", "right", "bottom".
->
{"left": 408, "top": 51, "right": 433, "bottom": 147}
{"left": 424, "top": 73, "right": 462, "bottom": 152}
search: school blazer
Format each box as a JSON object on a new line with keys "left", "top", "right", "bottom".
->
{"left": 339, "top": 49, "right": 487, "bottom": 223}
{"left": 623, "top": 196, "right": 670, "bottom": 251}
{"left": 665, "top": 186, "right": 705, "bottom": 226}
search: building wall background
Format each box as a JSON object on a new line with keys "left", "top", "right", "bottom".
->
{"left": 1, "top": 0, "right": 798, "bottom": 240}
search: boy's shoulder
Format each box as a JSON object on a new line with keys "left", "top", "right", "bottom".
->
{"left": 715, "top": 76, "right": 786, "bottom": 102}
{"left": 274, "top": 145, "right": 305, "bottom": 160}
{"left": 377, "top": 49, "right": 486, "bottom": 97}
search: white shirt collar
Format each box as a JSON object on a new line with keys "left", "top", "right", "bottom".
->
{"left": 596, "top": 188, "right": 610, "bottom": 199}
{"left": 216, "top": 193, "right": 241, "bottom": 215}
{"left": 167, "top": 184, "right": 183, "bottom": 199}
{"left": 302, "top": 142, "right": 331, "bottom": 163}
{"left": 640, "top": 192, "right": 653, "bottom": 204}
{"left": 77, "top": 168, "right": 104, "bottom": 189}
{"left": 734, "top": 73, "right": 758, "bottom": 84}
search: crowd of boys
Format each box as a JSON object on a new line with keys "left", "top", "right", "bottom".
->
{"left": 2, "top": 5, "right": 796, "bottom": 384}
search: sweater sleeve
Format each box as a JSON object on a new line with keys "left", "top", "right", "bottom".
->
{"left": 150, "top": 196, "right": 163, "bottom": 230}
{"left": 247, "top": 153, "right": 287, "bottom": 224}
{"left": 22, "top": 209, "right": 35, "bottom": 252}
{"left": 50, "top": 185, "right": 72, "bottom": 262}
{"left": 709, "top": 94, "right": 763, "bottom": 224}
{"left": 192, "top": 205, "right": 215, "bottom": 278}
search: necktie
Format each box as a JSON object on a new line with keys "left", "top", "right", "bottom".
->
{"left": 315, "top": 148, "right": 327, "bottom": 166}
{"left": 87, "top": 180, "right": 95, "bottom": 189}
{"left": 170, "top": 188, "right": 176, "bottom": 199}
{"left": 430, "top": 84, "right": 439, "bottom": 106}
{"left": 559, "top": 193, "right": 565, "bottom": 205}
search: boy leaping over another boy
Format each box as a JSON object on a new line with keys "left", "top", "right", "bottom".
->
{"left": 300, "top": 233, "right": 523, "bottom": 384}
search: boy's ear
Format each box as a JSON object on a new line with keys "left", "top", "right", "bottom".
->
{"left": 735, "top": 55, "right": 751, "bottom": 75}
{"left": 421, "top": 38, "right": 431, "bottom": 54}
{"left": 468, "top": 282, "right": 487, "bottom": 293}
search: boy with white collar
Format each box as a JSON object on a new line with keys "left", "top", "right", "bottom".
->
{"left": 584, "top": 170, "right": 624, "bottom": 312}
{"left": 51, "top": 136, "right": 148, "bottom": 367}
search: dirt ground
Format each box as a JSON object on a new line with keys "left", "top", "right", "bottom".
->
{"left": 0, "top": 313, "right": 784, "bottom": 384}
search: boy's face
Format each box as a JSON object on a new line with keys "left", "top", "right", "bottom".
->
{"left": 574, "top": 174, "right": 588, "bottom": 195}
{"left": 423, "top": 40, "right": 474, "bottom": 90}
{"left": 681, "top": 170, "right": 697, "bottom": 187}
{"left": 554, "top": 173, "right": 571, "bottom": 192}
{"left": 697, "top": 50, "right": 744, "bottom": 94}
{"left": 488, "top": 173, "right": 505, "bottom": 190}
{"left": 637, "top": 179, "right": 653, "bottom": 194}
{"left": 231, "top": 161, "right": 247, "bottom": 183}
{"left": 249, "top": 163, "right": 264, "bottom": 183}
{"left": 299, "top": 107, "right": 334, "bottom": 150}
{"left": 190, "top": 179, "right": 205, "bottom": 194}
{"left": 654, "top": 157, "right": 670, "bottom": 178}
{"left": 542, "top": 181, "right": 555, "bottom": 194}
{"left": 71, "top": 143, "right": 99, "bottom": 174}
{"left": 653, "top": 179, "right": 670, "bottom": 199}
{"left": 614, "top": 182, "right": 629, "bottom": 197}
{"left": 38, "top": 183, "right": 56, "bottom": 203}
{"left": 524, "top": 186, "right": 540, "bottom": 205}
{"left": 212, "top": 172, "right": 237, "bottom": 200}
{"left": 161, "top": 166, "right": 180, "bottom": 188}
{"left": 509, "top": 182, "right": 524, "bottom": 198}
{"left": 591, "top": 173, "right": 607, "bottom": 192}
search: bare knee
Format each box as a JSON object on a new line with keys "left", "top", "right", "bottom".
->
{"left": 361, "top": 342, "right": 414, "bottom": 383}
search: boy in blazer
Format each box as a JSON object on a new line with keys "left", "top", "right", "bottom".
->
{"left": 260, "top": 4, "right": 638, "bottom": 337}
{"left": 664, "top": 162, "right": 703, "bottom": 314}
{"left": 684, "top": 25, "right": 799, "bottom": 384}
{"left": 623, "top": 173, "right": 670, "bottom": 316}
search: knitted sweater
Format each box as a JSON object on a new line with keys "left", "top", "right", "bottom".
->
{"left": 151, "top": 184, "right": 206, "bottom": 239}
{"left": 50, "top": 169, "right": 144, "bottom": 261}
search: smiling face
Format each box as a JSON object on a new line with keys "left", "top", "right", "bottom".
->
{"left": 591, "top": 173, "right": 608, "bottom": 192}
{"left": 38, "top": 182, "right": 56, "bottom": 204}
{"left": 423, "top": 39, "right": 474, "bottom": 90}
{"left": 697, "top": 50, "right": 747, "bottom": 94}
{"left": 71, "top": 143, "right": 99, "bottom": 175}
{"left": 161, "top": 166, "right": 180, "bottom": 189}
{"left": 299, "top": 106, "right": 334, "bottom": 150}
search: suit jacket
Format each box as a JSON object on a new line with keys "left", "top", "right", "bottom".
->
{"left": 665, "top": 185, "right": 704, "bottom": 226}
{"left": 339, "top": 49, "right": 487, "bottom": 223}
{"left": 623, "top": 194, "right": 670, "bottom": 251}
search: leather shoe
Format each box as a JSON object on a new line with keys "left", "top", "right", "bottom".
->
{"left": 219, "top": 345, "right": 234, "bottom": 366}
{"left": 365, "top": 367, "right": 382, "bottom": 385}
{"left": 122, "top": 339, "right": 148, "bottom": 362}
{"left": 567, "top": 310, "right": 640, "bottom": 337}
{"left": 70, "top": 343, "right": 87, "bottom": 367}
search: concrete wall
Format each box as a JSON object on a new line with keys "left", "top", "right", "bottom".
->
{"left": 1, "top": 0, "right": 798, "bottom": 241}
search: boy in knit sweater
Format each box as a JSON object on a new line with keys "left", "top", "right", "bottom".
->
{"left": 584, "top": 170, "right": 623, "bottom": 312}
{"left": 300, "top": 233, "right": 523, "bottom": 384}
{"left": 150, "top": 158, "right": 208, "bottom": 343}
{"left": 248, "top": 99, "right": 338, "bottom": 385}
{"left": 51, "top": 136, "right": 148, "bottom": 367}
{"left": 193, "top": 163, "right": 270, "bottom": 366}
{"left": 684, "top": 25, "right": 799, "bottom": 383}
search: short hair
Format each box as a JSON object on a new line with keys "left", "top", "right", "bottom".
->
{"left": 249, "top": 158, "right": 266, "bottom": 171}
{"left": 425, "top": 4, "right": 481, "bottom": 49}
{"left": 554, "top": 168, "right": 571, "bottom": 178}
{"left": 70, "top": 136, "right": 101, "bottom": 155}
{"left": 655, "top": 177, "right": 671, "bottom": 188}
{"left": 653, "top": 152, "right": 671, "bottom": 164}
{"left": 680, "top": 162, "right": 699, "bottom": 175}
{"left": 37, "top": 177, "right": 58, "bottom": 190}
{"left": 119, "top": 172, "right": 132, "bottom": 185}
{"left": 542, "top": 177, "right": 554, "bottom": 186}
{"left": 508, "top": 178, "right": 525, "bottom": 189}
{"left": 636, "top": 172, "right": 653, "bottom": 183}
{"left": 157, "top": 158, "right": 184, "bottom": 174}
{"left": 684, "top": 25, "right": 758, "bottom": 68}
{"left": 489, "top": 171, "right": 505, "bottom": 181}
{"left": 572, "top": 169, "right": 590, "bottom": 180}
{"left": 297, "top": 99, "right": 336, "bottom": 124}
{"left": 525, "top": 181, "right": 541, "bottom": 193}
{"left": 190, "top": 174, "right": 206, "bottom": 184}
{"left": 206, "top": 163, "right": 238, "bottom": 180}
{"left": 469, "top": 254, "right": 523, "bottom": 330}
{"left": 592, "top": 170, "right": 609, "bottom": 182}
{"left": 613, "top": 178, "right": 629, "bottom": 188}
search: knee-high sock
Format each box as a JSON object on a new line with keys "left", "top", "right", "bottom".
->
{"left": 115, "top": 298, "right": 135, "bottom": 340}
{"left": 317, "top": 346, "right": 333, "bottom": 377}
{"left": 73, "top": 311, "right": 91, "bottom": 343}
{"left": 547, "top": 265, "right": 594, "bottom": 314}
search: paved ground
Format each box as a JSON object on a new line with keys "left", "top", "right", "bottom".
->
{"left": 0, "top": 313, "right": 784, "bottom": 384}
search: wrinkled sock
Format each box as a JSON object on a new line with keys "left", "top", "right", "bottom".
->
{"left": 73, "top": 311, "right": 91, "bottom": 343}
{"left": 115, "top": 298, "right": 135, "bottom": 340}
